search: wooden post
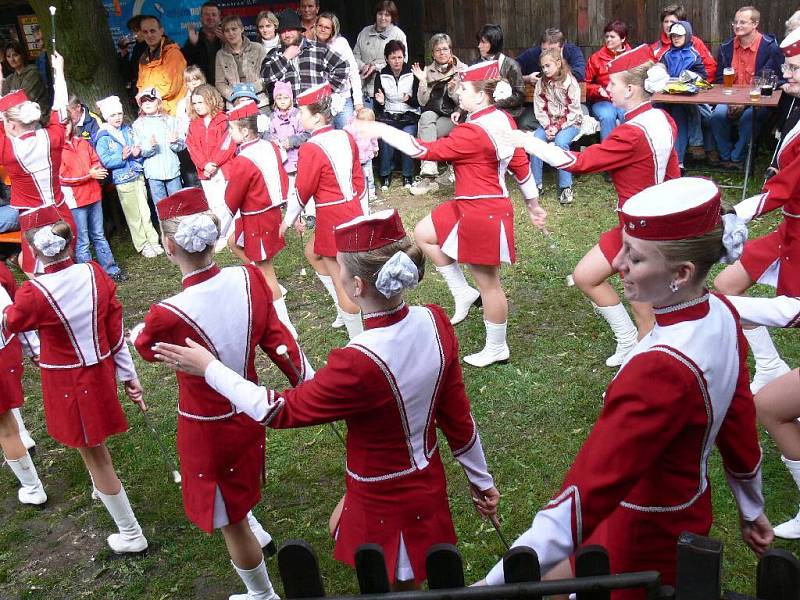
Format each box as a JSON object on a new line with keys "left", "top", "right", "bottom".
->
{"left": 674, "top": 532, "right": 723, "bottom": 600}
{"left": 277, "top": 540, "right": 326, "bottom": 599}
{"left": 354, "top": 544, "right": 391, "bottom": 594}
{"left": 426, "top": 544, "right": 465, "bottom": 589}
{"left": 575, "top": 545, "right": 610, "bottom": 600}
{"left": 756, "top": 549, "right": 800, "bottom": 600}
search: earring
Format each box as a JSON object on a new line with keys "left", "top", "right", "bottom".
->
{"left": 669, "top": 281, "right": 679, "bottom": 293}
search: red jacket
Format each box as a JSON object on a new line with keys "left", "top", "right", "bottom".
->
{"left": 60, "top": 135, "right": 103, "bottom": 209}
{"left": 186, "top": 112, "right": 236, "bottom": 180}
{"left": 585, "top": 44, "right": 633, "bottom": 103}
{"left": 650, "top": 32, "right": 717, "bottom": 79}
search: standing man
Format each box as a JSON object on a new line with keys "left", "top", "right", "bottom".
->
{"left": 137, "top": 15, "right": 188, "bottom": 116}
{"left": 260, "top": 10, "right": 350, "bottom": 100}
{"left": 182, "top": 1, "right": 223, "bottom": 84}
{"left": 709, "top": 5, "right": 784, "bottom": 170}
{"left": 299, "top": 0, "right": 320, "bottom": 41}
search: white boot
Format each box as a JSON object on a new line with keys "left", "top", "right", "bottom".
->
{"left": 744, "top": 326, "right": 791, "bottom": 394}
{"left": 463, "top": 321, "right": 510, "bottom": 367}
{"left": 6, "top": 452, "right": 47, "bottom": 505}
{"left": 11, "top": 408, "right": 35, "bottom": 452}
{"left": 774, "top": 456, "right": 800, "bottom": 539}
{"left": 272, "top": 296, "right": 298, "bottom": 340}
{"left": 436, "top": 263, "right": 481, "bottom": 325}
{"left": 316, "top": 273, "right": 344, "bottom": 328}
{"left": 247, "top": 511, "right": 276, "bottom": 555}
{"left": 97, "top": 485, "right": 148, "bottom": 553}
{"left": 594, "top": 303, "right": 638, "bottom": 367}
{"left": 341, "top": 311, "right": 364, "bottom": 340}
{"left": 230, "top": 559, "right": 280, "bottom": 600}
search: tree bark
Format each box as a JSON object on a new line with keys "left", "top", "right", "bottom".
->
{"left": 27, "top": 0, "right": 133, "bottom": 117}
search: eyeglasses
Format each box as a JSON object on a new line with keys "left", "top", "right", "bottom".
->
{"left": 781, "top": 63, "right": 800, "bottom": 75}
{"left": 433, "top": 47, "right": 451, "bottom": 54}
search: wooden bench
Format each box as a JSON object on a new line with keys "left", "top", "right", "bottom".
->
{"left": 0, "top": 230, "right": 21, "bottom": 245}
{"left": 525, "top": 80, "right": 587, "bottom": 104}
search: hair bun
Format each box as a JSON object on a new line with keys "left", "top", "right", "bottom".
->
{"left": 174, "top": 214, "right": 219, "bottom": 253}
{"left": 32, "top": 226, "right": 67, "bottom": 257}
{"left": 720, "top": 213, "right": 748, "bottom": 264}
{"left": 374, "top": 251, "right": 419, "bottom": 298}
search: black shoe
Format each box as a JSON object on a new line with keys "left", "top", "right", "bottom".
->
{"left": 402, "top": 176, "right": 413, "bottom": 189}
{"left": 110, "top": 271, "right": 128, "bottom": 282}
{"left": 380, "top": 174, "right": 393, "bottom": 190}
{"left": 305, "top": 215, "right": 316, "bottom": 230}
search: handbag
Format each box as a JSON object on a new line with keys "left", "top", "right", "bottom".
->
{"left": 423, "top": 74, "right": 458, "bottom": 117}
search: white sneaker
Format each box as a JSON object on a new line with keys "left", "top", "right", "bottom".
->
{"left": 451, "top": 287, "right": 481, "bottom": 325}
{"left": 774, "top": 508, "right": 800, "bottom": 539}
{"left": 436, "top": 166, "right": 455, "bottom": 185}
{"left": 605, "top": 341, "right": 637, "bottom": 367}
{"left": 152, "top": 244, "right": 165, "bottom": 255}
{"left": 141, "top": 244, "right": 158, "bottom": 258}
{"left": 420, "top": 161, "right": 439, "bottom": 177}
{"left": 409, "top": 177, "right": 439, "bottom": 196}
{"left": 463, "top": 344, "right": 510, "bottom": 367}
{"left": 751, "top": 360, "right": 791, "bottom": 395}
{"left": 558, "top": 187, "right": 574, "bottom": 205}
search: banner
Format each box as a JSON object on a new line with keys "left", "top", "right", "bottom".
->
{"left": 103, "top": 1, "right": 295, "bottom": 45}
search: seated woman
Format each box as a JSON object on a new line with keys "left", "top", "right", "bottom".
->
{"left": 472, "top": 24, "right": 525, "bottom": 121}
{"left": 585, "top": 20, "right": 632, "bottom": 141}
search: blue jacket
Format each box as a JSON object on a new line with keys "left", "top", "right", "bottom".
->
{"left": 660, "top": 22, "right": 706, "bottom": 79}
{"left": 132, "top": 114, "right": 185, "bottom": 181}
{"left": 75, "top": 104, "right": 102, "bottom": 146}
{"left": 516, "top": 43, "right": 586, "bottom": 81}
{"left": 714, "top": 33, "right": 785, "bottom": 84}
{"left": 95, "top": 124, "right": 144, "bottom": 185}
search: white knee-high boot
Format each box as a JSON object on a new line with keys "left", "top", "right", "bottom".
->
{"left": 246, "top": 511, "right": 275, "bottom": 555}
{"left": 230, "top": 559, "right": 280, "bottom": 600}
{"left": 436, "top": 262, "right": 480, "bottom": 325}
{"left": 744, "top": 326, "right": 790, "bottom": 394}
{"left": 96, "top": 485, "right": 148, "bottom": 553}
{"left": 463, "top": 320, "right": 510, "bottom": 367}
{"left": 316, "top": 272, "right": 343, "bottom": 328}
{"left": 593, "top": 303, "right": 638, "bottom": 367}
{"left": 774, "top": 456, "right": 800, "bottom": 539}
{"left": 272, "top": 296, "right": 298, "bottom": 340}
{"left": 6, "top": 451, "right": 47, "bottom": 505}
{"left": 341, "top": 310, "right": 364, "bottom": 340}
{"left": 11, "top": 408, "right": 35, "bottom": 451}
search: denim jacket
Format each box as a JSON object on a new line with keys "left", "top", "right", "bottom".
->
{"left": 95, "top": 123, "right": 144, "bottom": 185}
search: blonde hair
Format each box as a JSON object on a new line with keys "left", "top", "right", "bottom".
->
{"left": 356, "top": 107, "right": 375, "bottom": 121}
{"left": 188, "top": 84, "right": 224, "bottom": 119}
{"left": 339, "top": 237, "right": 426, "bottom": 290}
{"left": 540, "top": 47, "right": 572, "bottom": 83}
{"left": 617, "top": 60, "right": 657, "bottom": 95}
{"left": 257, "top": 10, "right": 279, "bottom": 30}
{"left": 184, "top": 65, "right": 206, "bottom": 85}
{"left": 24, "top": 221, "right": 73, "bottom": 260}
{"left": 656, "top": 225, "right": 725, "bottom": 285}
{"left": 138, "top": 96, "right": 165, "bottom": 117}
{"left": 302, "top": 97, "right": 333, "bottom": 123}
{"left": 160, "top": 210, "right": 220, "bottom": 258}
{"left": 468, "top": 77, "right": 502, "bottom": 105}
{"left": 3, "top": 101, "right": 42, "bottom": 126}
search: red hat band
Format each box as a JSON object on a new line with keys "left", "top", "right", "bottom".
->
{"left": 0, "top": 90, "right": 29, "bottom": 112}
{"left": 461, "top": 60, "right": 500, "bottom": 82}
{"left": 297, "top": 82, "right": 332, "bottom": 107}
{"left": 156, "top": 188, "right": 210, "bottom": 221}
{"left": 19, "top": 205, "right": 63, "bottom": 231}
{"left": 620, "top": 178, "right": 722, "bottom": 241}
{"left": 607, "top": 44, "right": 654, "bottom": 75}
{"left": 228, "top": 101, "right": 259, "bottom": 121}
{"left": 781, "top": 28, "right": 800, "bottom": 58}
{"left": 335, "top": 209, "right": 407, "bottom": 253}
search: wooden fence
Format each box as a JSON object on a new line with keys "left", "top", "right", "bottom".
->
{"left": 275, "top": 531, "right": 800, "bottom": 600}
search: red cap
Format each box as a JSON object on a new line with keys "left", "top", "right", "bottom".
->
{"left": 334, "top": 209, "right": 407, "bottom": 253}
{"left": 19, "top": 205, "right": 62, "bottom": 231}
{"left": 620, "top": 178, "right": 721, "bottom": 241}
{"left": 0, "top": 90, "right": 29, "bottom": 112}
{"left": 297, "top": 82, "right": 332, "bottom": 107}
{"left": 228, "top": 101, "right": 259, "bottom": 121}
{"left": 156, "top": 187, "right": 210, "bottom": 221}
{"left": 607, "top": 44, "right": 654, "bottom": 75}
{"left": 782, "top": 28, "right": 800, "bottom": 58}
{"left": 460, "top": 60, "right": 500, "bottom": 82}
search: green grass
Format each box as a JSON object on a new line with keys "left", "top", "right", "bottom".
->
{"left": 1, "top": 159, "right": 798, "bottom": 599}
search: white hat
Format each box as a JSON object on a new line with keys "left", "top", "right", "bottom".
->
{"left": 96, "top": 95, "right": 124, "bottom": 120}
{"left": 669, "top": 23, "right": 687, "bottom": 36}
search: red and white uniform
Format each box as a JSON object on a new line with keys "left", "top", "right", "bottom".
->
{"left": 0, "top": 263, "right": 38, "bottom": 412}
{"left": 204, "top": 303, "right": 494, "bottom": 583}
{"left": 222, "top": 138, "right": 289, "bottom": 262}
{"left": 485, "top": 293, "right": 763, "bottom": 595}
{"left": 378, "top": 106, "right": 537, "bottom": 265}
{"left": 60, "top": 135, "right": 103, "bottom": 208}
{"left": 1, "top": 258, "right": 136, "bottom": 447}
{"left": 289, "top": 125, "right": 364, "bottom": 257}
{"left": 735, "top": 117, "right": 800, "bottom": 296}
{"left": 528, "top": 101, "right": 680, "bottom": 263}
{"left": 132, "top": 263, "right": 311, "bottom": 533}
{"left": 728, "top": 295, "right": 800, "bottom": 330}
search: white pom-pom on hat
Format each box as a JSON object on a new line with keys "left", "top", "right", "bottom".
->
{"left": 173, "top": 214, "right": 219, "bottom": 253}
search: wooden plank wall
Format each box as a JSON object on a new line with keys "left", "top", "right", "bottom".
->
{"left": 421, "top": 0, "right": 800, "bottom": 64}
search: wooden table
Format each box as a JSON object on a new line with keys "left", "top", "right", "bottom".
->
{"left": 652, "top": 84, "right": 782, "bottom": 201}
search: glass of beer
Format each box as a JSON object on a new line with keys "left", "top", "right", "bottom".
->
{"left": 723, "top": 67, "right": 735, "bottom": 94}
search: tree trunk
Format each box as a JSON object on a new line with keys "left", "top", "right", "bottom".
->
{"left": 27, "top": 0, "right": 133, "bottom": 117}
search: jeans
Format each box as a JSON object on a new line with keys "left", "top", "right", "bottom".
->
{"left": 333, "top": 96, "right": 355, "bottom": 130}
{"left": 71, "top": 202, "right": 121, "bottom": 275}
{"left": 362, "top": 160, "right": 375, "bottom": 193}
{"left": 379, "top": 123, "right": 417, "bottom": 178}
{"left": 591, "top": 101, "right": 626, "bottom": 140}
{"left": 531, "top": 126, "right": 579, "bottom": 188}
{"left": 709, "top": 104, "right": 771, "bottom": 162}
{"left": 665, "top": 105, "right": 695, "bottom": 164}
{"left": 147, "top": 176, "right": 183, "bottom": 205}
{"left": 0, "top": 204, "right": 19, "bottom": 232}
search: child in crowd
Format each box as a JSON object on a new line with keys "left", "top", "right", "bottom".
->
{"left": 531, "top": 48, "right": 582, "bottom": 205}
{"left": 230, "top": 82, "right": 270, "bottom": 135}
{"left": 344, "top": 106, "right": 379, "bottom": 209}
{"left": 176, "top": 66, "right": 206, "bottom": 187}
{"left": 60, "top": 119, "right": 125, "bottom": 281}
{"left": 268, "top": 82, "right": 306, "bottom": 179}
{"left": 132, "top": 87, "right": 185, "bottom": 206}
{"left": 95, "top": 95, "right": 163, "bottom": 258}
{"left": 659, "top": 21, "right": 707, "bottom": 168}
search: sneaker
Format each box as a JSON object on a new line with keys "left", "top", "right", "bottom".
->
{"left": 420, "top": 160, "right": 439, "bottom": 177}
{"left": 380, "top": 174, "right": 393, "bottom": 190}
{"left": 435, "top": 166, "right": 455, "bottom": 186}
{"left": 141, "top": 244, "right": 158, "bottom": 258}
{"left": 558, "top": 187, "right": 573, "bottom": 205}
{"left": 409, "top": 177, "right": 439, "bottom": 196}
{"left": 110, "top": 271, "right": 129, "bottom": 282}
{"left": 151, "top": 244, "right": 165, "bottom": 255}
{"left": 402, "top": 176, "right": 413, "bottom": 189}
{"left": 305, "top": 216, "right": 316, "bottom": 230}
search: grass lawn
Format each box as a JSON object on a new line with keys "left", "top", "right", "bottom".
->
{"left": 0, "top": 160, "right": 798, "bottom": 599}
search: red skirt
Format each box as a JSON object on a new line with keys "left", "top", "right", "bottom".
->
{"left": 314, "top": 199, "right": 364, "bottom": 257}
{"left": 177, "top": 413, "right": 266, "bottom": 533}
{"left": 0, "top": 338, "right": 24, "bottom": 412}
{"left": 40, "top": 358, "right": 128, "bottom": 447}
{"left": 432, "top": 198, "right": 515, "bottom": 265}
{"left": 19, "top": 203, "right": 77, "bottom": 272}
{"left": 740, "top": 228, "right": 800, "bottom": 296}
{"left": 235, "top": 208, "right": 285, "bottom": 263}
{"left": 333, "top": 452, "right": 456, "bottom": 584}
{"left": 598, "top": 224, "right": 623, "bottom": 266}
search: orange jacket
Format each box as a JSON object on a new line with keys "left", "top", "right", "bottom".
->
{"left": 585, "top": 44, "right": 633, "bottom": 103}
{"left": 136, "top": 40, "right": 188, "bottom": 116}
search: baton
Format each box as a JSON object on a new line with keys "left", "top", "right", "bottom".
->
{"left": 48, "top": 6, "right": 56, "bottom": 52}
{"left": 275, "top": 344, "right": 345, "bottom": 445}
{"left": 490, "top": 515, "right": 511, "bottom": 551}
{"left": 138, "top": 406, "right": 181, "bottom": 485}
